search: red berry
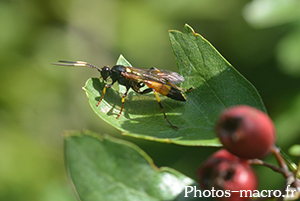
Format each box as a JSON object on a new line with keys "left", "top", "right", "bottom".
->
{"left": 216, "top": 105, "right": 276, "bottom": 159}
{"left": 203, "top": 148, "right": 248, "bottom": 165}
{"left": 197, "top": 149, "right": 258, "bottom": 201}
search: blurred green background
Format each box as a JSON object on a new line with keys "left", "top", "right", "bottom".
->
{"left": 1, "top": 0, "right": 300, "bottom": 200}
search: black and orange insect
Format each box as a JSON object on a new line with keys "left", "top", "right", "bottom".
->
{"left": 52, "top": 61, "right": 193, "bottom": 129}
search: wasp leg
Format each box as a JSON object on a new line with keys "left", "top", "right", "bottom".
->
{"left": 139, "top": 88, "right": 178, "bottom": 129}
{"left": 116, "top": 87, "right": 130, "bottom": 119}
{"left": 96, "top": 84, "right": 113, "bottom": 107}
{"left": 139, "top": 88, "right": 153, "bottom": 94}
{"left": 184, "top": 86, "right": 194, "bottom": 92}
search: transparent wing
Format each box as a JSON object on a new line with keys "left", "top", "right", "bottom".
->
{"left": 125, "top": 66, "right": 184, "bottom": 85}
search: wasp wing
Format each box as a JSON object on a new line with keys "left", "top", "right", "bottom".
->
{"left": 125, "top": 66, "right": 184, "bottom": 85}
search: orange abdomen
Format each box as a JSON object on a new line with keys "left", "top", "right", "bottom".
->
{"left": 145, "top": 80, "right": 186, "bottom": 102}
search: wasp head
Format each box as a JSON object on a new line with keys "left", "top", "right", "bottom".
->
{"left": 100, "top": 66, "right": 111, "bottom": 80}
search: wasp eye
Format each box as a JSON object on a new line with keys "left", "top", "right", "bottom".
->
{"left": 101, "top": 66, "right": 111, "bottom": 80}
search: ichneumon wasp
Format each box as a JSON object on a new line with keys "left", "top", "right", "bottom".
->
{"left": 52, "top": 60, "right": 193, "bottom": 129}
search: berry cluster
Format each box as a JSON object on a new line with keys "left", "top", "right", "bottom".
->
{"left": 196, "top": 105, "right": 299, "bottom": 201}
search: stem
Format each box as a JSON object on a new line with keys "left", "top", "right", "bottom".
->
{"left": 250, "top": 145, "right": 300, "bottom": 200}
{"left": 271, "top": 145, "right": 291, "bottom": 179}
{"left": 248, "top": 159, "right": 286, "bottom": 175}
{"left": 296, "top": 160, "right": 300, "bottom": 179}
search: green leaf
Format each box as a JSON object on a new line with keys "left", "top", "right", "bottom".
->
{"left": 277, "top": 30, "right": 300, "bottom": 76}
{"left": 243, "top": 0, "right": 300, "bottom": 28}
{"left": 289, "top": 144, "right": 300, "bottom": 157}
{"left": 64, "top": 130, "right": 196, "bottom": 201}
{"left": 83, "top": 24, "right": 266, "bottom": 146}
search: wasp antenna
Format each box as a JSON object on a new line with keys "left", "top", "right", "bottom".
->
{"left": 77, "top": 61, "right": 103, "bottom": 72}
{"left": 51, "top": 61, "right": 76, "bottom": 67}
{"left": 58, "top": 60, "right": 77, "bottom": 63}
{"left": 51, "top": 60, "right": 102, "bottom": 71}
